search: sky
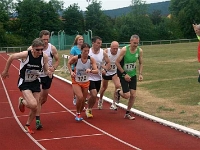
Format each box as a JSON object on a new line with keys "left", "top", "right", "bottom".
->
{"left": 61, "top": 0, "right": 168, "bottom": 11}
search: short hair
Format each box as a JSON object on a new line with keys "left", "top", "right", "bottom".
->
{"left": 39, "top": 30, "right": 50, "bottom": 38}
{"left": 31, "top": 38, "right": 44, "bottom": 47}
{"left": 73, "top": 35, "right": 83, "bottom": 45}
{"left": 130, "top": 34, "right": 140, "bottom": 40}
{"left": 81, "top": 43, "right": 90, "bottom": 50}
{"left": 91, "top": 36, "right": 102, "bottom": 43}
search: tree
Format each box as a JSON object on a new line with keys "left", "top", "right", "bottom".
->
{"left": 150, "top": 10, "right": 162, "bottom": 25}
{"left": 0, "top": 2, "right": 9, "bottom": 23}
{"left": 62, "top": 3, "right": 84, "bottom": 35}
{"left": 85, "top": 0, "right": 114, "bottom": 42}
{"left": 16, "top": 0, "right": 63, "bottom": 43}
{"left": 122, "top": 0, "right": 154, "bottom": 41}
{"left": 170, "top": 0, "right": 200, "bottom": 38}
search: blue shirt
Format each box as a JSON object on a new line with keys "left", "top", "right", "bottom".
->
{"left": 70, "top": 45, "right": 81, "bottom": 70}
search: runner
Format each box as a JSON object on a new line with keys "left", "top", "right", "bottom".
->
{"left": 86, "top": 36, "right": 110, "bottom": 118}
{"left": 115, "top": 34, "right": 143, "bottom": 120}
{"left": 67, "top": 43, "right": 98, "bottom": 121}
{"left": 98, "top": 41, "right": 121, "bottom": 110}
{"left": 27, "top": 30, "right": 59, "bottom": 130}
{"left": 1, "top": 38, "right": 52, "bottom": 133}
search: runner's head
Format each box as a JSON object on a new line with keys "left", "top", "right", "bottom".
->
{"left": 110, "top": 41, "right": 119, "bottom": 55}
{"left": 39, "top": 30, "right": 50, "bottom": 48}
{"left": 130, "top": 35, "right": 140, "bottom": 49}
{"left": 81, "top": 43, "right": 90, "bottom": 57}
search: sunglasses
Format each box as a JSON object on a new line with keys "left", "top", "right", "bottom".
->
{"left": 35, "top": 48, "right": 44, "bottom": 51}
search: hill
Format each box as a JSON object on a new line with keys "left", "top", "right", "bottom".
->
{"left": 103, "top": 1, "right": 170, "bottom": 18}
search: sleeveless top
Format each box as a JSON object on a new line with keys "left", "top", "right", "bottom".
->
{"left": 19, "top": 50, "right": 43, "bottom": 82}
{"left": 75, "top": 55, "right": 91, "bottom": 82}
{"left": 105, "top": 48, "right": 120, "bottom": 76}
{"left": 40, "top": 43, "right": 53, "bottom": 77}
{"left": 88, "top": 48, "right": 104, "bottom": 81}
{"left": 117, "top": 45, "right": 140, "bottom": 78}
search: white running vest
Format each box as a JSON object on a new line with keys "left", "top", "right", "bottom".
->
{"left": 40, "top": 43, "right": 53, "bottom": 77}
{"left": 75, "top": 55, "right": 91, "bottom": 82}
{"left": 88, "top": 48, "right": 104, "bottom": 81}
{"left": 105, "top": 48, "right": 120, "bottom": 76}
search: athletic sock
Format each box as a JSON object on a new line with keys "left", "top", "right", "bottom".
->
{"left": 126, "top": 111, "right": 130, "bottom": 114}
{"left": 36, "top": 116, "right": 40, "bottom": 121}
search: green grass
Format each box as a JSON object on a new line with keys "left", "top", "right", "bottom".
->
{"left": 55, "top": 42, "right": 200, "bottom": 131}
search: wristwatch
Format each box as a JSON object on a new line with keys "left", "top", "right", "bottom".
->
{"left": 122, "top": 71, "right": 127, "bottom": 77}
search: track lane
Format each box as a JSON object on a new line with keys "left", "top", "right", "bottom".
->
{"left": 1, "top": 53, "right": 200, "bottom": 150}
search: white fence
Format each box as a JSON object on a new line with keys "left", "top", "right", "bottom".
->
{"left": 0, "top": 38, "right": 198, "bottom": 52}
{"left": 102, "top": 38, "right": 198, "bottom": 48}
{"left": 0, "top": 46, "right": 28, "bottom": 53}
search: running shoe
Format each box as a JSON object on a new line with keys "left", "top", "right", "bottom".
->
{"left": 85, "top": 109, "right": 93, "bottom": 118}
{"left": 115, "top": 89, "right": 121, "bottom": 104}
{"left": 36, "top": 120, "right": 43, "bottom": 130}
{"left": 18, "top": 97, "right": 25, "bottom": 113}
{"left": 124, "top": 113, "right": 135, "bottom": 120}
{"left": 75, "top": 114, "right": 83, "bottom": 121}
{"left": 73, "top": 97, "right": 76, "bottom": 106}
{"left": 24, "top": 126, "right": 34, "bottom": 134}
{"left": 110, "top": 103, "right": 117, "bottom": 111}
{"left": 97, "top": 99, "right": 103, "bottom": 110}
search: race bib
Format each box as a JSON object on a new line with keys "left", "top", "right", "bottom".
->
{"left": 25, "top": 69, "right": 40, "bottom": 82}
{"left": 110, "top": 62, "right": 117, "bottom": 71}
{"left": 75, "top": 69, "right": 89, "bottom": 82}
{"left": 124, "top": 63, "right": 136, "bottom": 71}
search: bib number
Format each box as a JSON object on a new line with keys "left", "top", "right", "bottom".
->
{"left": 110, "top": 63, "right": 116, "bottom": 71}
{"left": 124, "top": 63, "right": 136, "bottom": 71}
{"left": 25, "top": 69, "right": 40, "bottom": 82}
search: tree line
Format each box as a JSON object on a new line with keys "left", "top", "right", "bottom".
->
{"left": 0, "top": 0, "right": 200, "bottom": 47}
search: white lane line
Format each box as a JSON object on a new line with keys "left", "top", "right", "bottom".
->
{"left": 0, "top": 76, "right": 46, "bottom": 150}
{"left": 0, "top": 116, "right": 14, "bottom": 120}
{"left": 0, "top": 111, "right": 69, "bottom": 120}
{"left": 37, "top": 133, "right": 104, "bottom": 142}
{"left": 49, "top": 94, "right": 141, "bottom": 150}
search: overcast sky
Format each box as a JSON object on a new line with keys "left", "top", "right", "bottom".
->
{"left": 61, "top": 0, "right": 168, "bottom": 11}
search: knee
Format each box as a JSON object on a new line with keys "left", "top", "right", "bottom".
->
{"left": 123, "top": 93, "right": 130, "bottom": 99}
{"left": 29, "top": 101, "right": 37, "bottom": 110}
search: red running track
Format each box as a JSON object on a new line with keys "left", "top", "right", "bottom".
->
{"left": 0, "top": 53, "right": 200, "bottom": 150}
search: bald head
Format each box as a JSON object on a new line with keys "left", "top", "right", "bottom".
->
{"left": 110, "top": 41, "right": 119, "bottom": 55}
{"left": 110, "top": 41, "right": 119, "bottom": 47}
